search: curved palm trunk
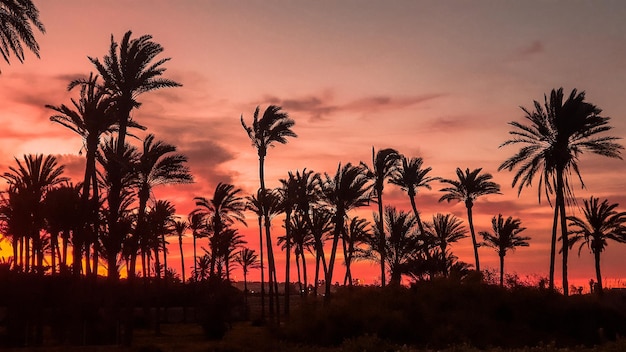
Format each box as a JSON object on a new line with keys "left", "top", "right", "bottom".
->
{"left": 556, "top": 172, "right": 569, "bottom": 296}
{"left": 409, "top": 192, "right": 426, "bottom": 235}
{"left": 465, "top": 201, "right": 480, "bottom": 273}
{"left": 549, "top": 202, "right": 558, "bottom": 291}
{"left": 326, "top": 213, "right": 345, "bottom": 298}
{"left": 300, "top": 244, "right": 308, "bottom": 296}
{"left": 178, "top": 235, "right": 185, "bottom": 283}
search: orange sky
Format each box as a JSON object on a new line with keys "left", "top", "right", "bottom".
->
{"left": 1, "top": 1, "right": 626, "bottom": 288}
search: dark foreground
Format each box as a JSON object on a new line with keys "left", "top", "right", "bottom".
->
{"left": 1, "top": 275, "right": 626, "bottom": 351}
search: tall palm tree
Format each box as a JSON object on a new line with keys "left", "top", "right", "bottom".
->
{"left": 241, "top": 105, "right": 296, "bottom": 320}
{"left": 279, "top": 172, "right": 299, "bottom": 314}
{"left": 424, "top": 213, "right": 468, "bottom": 277}
{"left": 97, "top": 137, "right": 139, "bottom": 280}
{"left": 131, "top": 134, "right": 192, "bottom": 280}
{"left": 187, "top": 212, "right": 206, "bottom": 281}
{"left": 193, "top": 182, "right": 247, "bottom": 278}
{"left": 322, "top": 162, "right": 371, "bottom": 295}
{"left": 362, "top": 147, "right": 400, "bottom": 287}
{"left": 48, "top": 73, "right": 118, "bottom": 276}
{"left": 390, "top": 155, "right": 438, "bottom": 235}
{"left": 0, "top": 0, "right": 45, "bottom": 69}
{"left": 480, "top": 214, "right": 531, "bottom": 287}
{"left": 234, "top": 247, "right": 260, "bottom": 303}
{"left": 173, "top": 219, "right": 188, "bottom": 283}
{"left": 499, "top": 88, "right": 623, "bottom": 295}
{"left": 88, "top": 31, "right": 180, "bottom": 281}
{"left": 567, "top": 197, "right": 626, "bottom": 294}
{"left": 439, "top": 167, "right": 501, "bottom": 273}
{"left": 2, "top": 154, "right": 67, "bottom": 273}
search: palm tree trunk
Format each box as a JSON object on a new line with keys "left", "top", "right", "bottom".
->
{"left": 556, "top": 172, "right": 569, "bottom": 296}
{"left": 162, "top": 234, "right": 168, "bottom": 279}
{"left": 326, "top": 217, "right": 344, "bottom": 299}
{"left": 465, "top": 201, "right": 480, "bottom": 273}
{"left": 409, "top": 192, "right": 425, "bottom": 235}
{"left": 377, "top": 194, "right": 386, "bottom": 287}
{"left": 193, "top": 233, "right": 197, "bottom": 280}
{"left": 284, "top": 210, "right": 291, "bottom": 316}
{"left": 301, "top": 245, "right": 308, "bottom": 296}
{"left": 499, "top": 254, "right": 505, "bottom": 287}
{"left": 549, "top": 201, "right": 558, "bottom": 291}
{"left": 50, "top": 233, "right": 58, "bottom": 275}
{"left": 257, "top": 216, "right": 265, "bottom": 320}
{"left": 178, "top": 235, "right": 185, "bottom": 283}
{"left": 594, "top": 249, "right": 603, "bottom": 294}
{"left": 12, "top": 237, "right": 18, "bottom": 271}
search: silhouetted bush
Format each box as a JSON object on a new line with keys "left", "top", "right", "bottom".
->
{"left": 194, "top": 278, "right": 246, "bottom": 340}
{"left": 281, "top": 280, "right": 626, "bottom": 349}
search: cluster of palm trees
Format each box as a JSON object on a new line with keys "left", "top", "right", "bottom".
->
{"left": 1, "top": 1, "right": 625, "bottom": 305}
{"left": 0, "top": 30, "right": 192, "bottom": 283}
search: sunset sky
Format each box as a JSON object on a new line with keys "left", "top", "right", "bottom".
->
{"left": 2, "top": 1, "right": 626, "bottom": 288}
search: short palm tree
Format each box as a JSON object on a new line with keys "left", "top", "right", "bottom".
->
{"left": 439, "top": 167, "right": 501, "bottom": 273}
{"left": 362, "top": 147, "right": 400, "bottom": 287}
{"left": 567, "top": 197, "right": 626, "bottom": 294}
{"left": 173, "top": 219, "right": 188, "bottom": 283}
{"left": 0, "top": 0, "right": 45, "bottom": 69}
{"left": 343, "top": 216, "right": 372, "bottom": 286}
{"left": 2, "top": 154, "right": 67, "bottom": 273}
{"left": 390, "top": 155, "right": 438, "bottom": 235}
{"left": 480, "top": 214, "right": 531, "bottom": 287}
{"left": 499, "top": 88, "right": 623, "bottom": 295}
{"left": 234, "top": 247, "right": 260, "bottom": 303}
{"left": 193, "top": 182, "right": 247, "bottom": 278}
{"left": 424, "top": 213, "right": 468, "bottom": 277}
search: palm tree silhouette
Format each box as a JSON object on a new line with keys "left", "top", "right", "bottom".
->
{"left": 2, "top": 154, "right": 67, "bottom": 273}
{"left": 439, "top": 167, "right": 501, "bottom": 273}
{"left": 322, "top": 162, "right": 371, "bottom": 295}
{"left": 479, "top": 214, "right": 531, "bottom": 286}
{"left": 193, "top": 182, "right": 247, "bottom": 279}
{"left": 241, "top": 105, "right": 296, "bottom": 320}
{"left": 0, "top": 0, "right": 45, "bottom": 70}
{"left": 48, "top": 73, "right": 117, "bottom": 276}
{"left": 131, "top": 134, "right": 192, "bottom": 279}
{"left": 173, "top": 219, "right": 189, "bottom": 283}
{"left": 146, "top": 199, "right": 176, "bottom": 280}
{"left": 343, "top": 216, "right": 371, "bottom": 286}
{"left": 42, "top": 183, "right": 81, "bottom": 275}
{"left": 88, "top": 31, "right": 180, "bottom": 281}
{"left": 362, "top": 148, "right": 400, "bottom": 287}
{"left": 499, "top": 88, "right": 623, "bottom": 295}
{"left": 187, "top": 212, "right": 206, "bottom": 281}
{"left": 234, "top": 247, "right": 260, "bottom": 304}
{"left": 369, "top": 206, "right": 420, "bottom": 286}
{"left": 567, "top": 197, "right": 626, "bottom": 294}
{"left": 390, "top": 155, "right": 438, "bottom": 235}
{"left": 424, "top": 213, "right": 468, "bottom": 277}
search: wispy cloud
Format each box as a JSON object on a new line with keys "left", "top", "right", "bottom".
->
{"left": 505, "top": 40, "right": 545, "bottom": 63}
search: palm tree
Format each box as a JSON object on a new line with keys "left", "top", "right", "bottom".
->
{"left": 173, "top": 219, "right": 188, "bottom": 283}
{"left": 322, "top": 162, "right": 371, "bottom": 294}
{"left": 499, "top": 88, "right": 623, "bottom": 295}
{"left": 362, "top": 147, "right": 400, "bottom": 287}
{"left": 343, "top": 216, "right": 372, "bottom": 286}
{"left": 88, "top": 31, "right": 180, "bottom": 281}
{"left": 146, "top": 200, "right": 176, "bottom": 280}
{"left": 567, "top": 197, "right": 626, "bottom": 294}
{"left": 424, "top": 213, "right": 468, "bottom": 277}
{"left": 42, "top": 183, "right": 82, "bottom": 275}
{"left": 241, "top": 105, "right": 296, "bottom": 320}
{"left": 0, "top": 0, "right": 45, "bottom": 69}
{"left": 193, "top": 182, "right": 247, "bottom": 278}
{"left": 480, "top": 214, "right": 531, "bottom": 287}
{"left": 278, "top": 172, "right": 299, "bottom": 314}
{"left": 369, "top": 206, "right": 420, "bottom": 286}
{"left": 390, "top": 155, "right": 438, "bottom": 235}
{"left": 97, "top": 137, "right": 139, "bottom": 280}
{"left": 187, "top": 212, "right": 206, "bottom": 281}
{"left": 439, "top": 167, "right": 501, "bottom": 273}
{"left": 48, "top": 73, "right": 117, "bottom": 276}
{"left": 234, "top": 248, "right": 260, "bottom": 303}
{"left": 2, "top": 154, "right": 67, "bottom": 273}
{"left": 131, "top": 134, "right": 192, "bottom": 279}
